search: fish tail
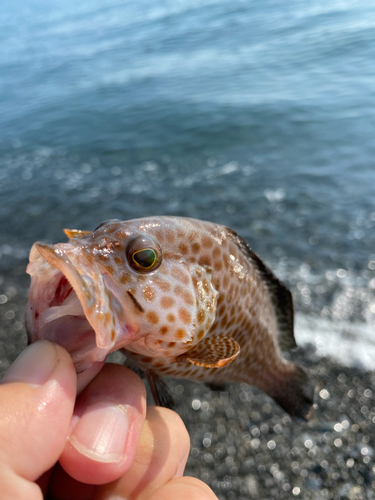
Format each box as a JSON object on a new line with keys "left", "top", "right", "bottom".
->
{"left": 269, "top": 364, "right": 315, "bottom": 420}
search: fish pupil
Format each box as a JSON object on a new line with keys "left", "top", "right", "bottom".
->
{"left": 133, "top": 248, "right": 156, "bottom": 269}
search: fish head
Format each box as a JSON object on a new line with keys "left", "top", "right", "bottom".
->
{"left": 26, "top": 218, "right": 218, "bottom": 372}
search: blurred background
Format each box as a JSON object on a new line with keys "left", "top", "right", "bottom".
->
{"left": 1, "top": 0, "right": 375, "bottom": 498}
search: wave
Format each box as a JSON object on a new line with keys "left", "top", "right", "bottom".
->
{"left": 296, "top": 313, "right": 375, "bottom": 371}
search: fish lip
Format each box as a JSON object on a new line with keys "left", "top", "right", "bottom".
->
{"left": 26, "top": 241, "right": 138, "bottom": 371}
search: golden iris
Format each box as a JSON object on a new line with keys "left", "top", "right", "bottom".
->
{"left": 132, "top": 248, "right": 157, "bottom": 269}
{"left": 126, "top": 235, "right": 162, "bottom": 273}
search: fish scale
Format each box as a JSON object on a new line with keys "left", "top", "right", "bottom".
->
{"left": 26, "top": 216, "right": 314, "bottom": 419}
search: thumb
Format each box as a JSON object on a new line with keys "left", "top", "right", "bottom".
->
{"left": 0, "top": 341, "right": 76, "bottom": 498}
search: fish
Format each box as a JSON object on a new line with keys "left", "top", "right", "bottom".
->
{"left": 26, "top": 217, "right": 314, "bottom": 418}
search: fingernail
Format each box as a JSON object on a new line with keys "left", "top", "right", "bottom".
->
{"left": 1, "top": 340, "right": 58, "bottom": 386}
{"left": 69, "top": 402, "right": 129, "bottom": 463}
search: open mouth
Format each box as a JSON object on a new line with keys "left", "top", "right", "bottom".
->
{"left": 36, "top": 275, "right": 99, "bottom": 371}
{"left": 25, "top": 242, "right": 120, "bottom": 372}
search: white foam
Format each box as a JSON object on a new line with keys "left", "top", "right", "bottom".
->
{"left": 295, "top": 313, "right": 375, "bottom": 370}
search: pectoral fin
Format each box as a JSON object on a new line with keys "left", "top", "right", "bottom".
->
{"left": 178, "top": 333, "right": 240, "bottom": 368}
{"left": 64, "top": 229, "right": 92, "bottom": 239}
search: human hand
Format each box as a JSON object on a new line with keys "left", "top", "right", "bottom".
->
{"left": 0, "top": 340, "right": 218, "bottom": 499}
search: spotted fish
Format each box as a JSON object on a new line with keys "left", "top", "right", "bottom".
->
{"left": 26, "top": 217, "right": 314, "bottom": 418}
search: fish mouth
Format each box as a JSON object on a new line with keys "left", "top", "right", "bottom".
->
{"left": 26, "top": 242, "right": 138, "bottom": 372}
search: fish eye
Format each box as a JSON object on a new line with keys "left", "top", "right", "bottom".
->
{"left": 126, "top": 235, "right": 162, "bottom": 273}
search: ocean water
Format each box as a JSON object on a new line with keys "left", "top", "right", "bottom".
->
{"left": 1, "top": 0, "right": 375, "bottom": 369}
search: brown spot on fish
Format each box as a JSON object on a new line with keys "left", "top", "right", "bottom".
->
{"left": 166, "top": 229, "right": 175, "bottom": 243}
{"left": 171, "top": 267, "right": 189, "bottom": 284}
{"left": 154, "top": 361, "right": 165, "bottom": 368}
{"left": 120, "top": 273, "right": 131, "bottom": 284}
{"left": 179, "top": 243, "right": 188, "bottom": 254}
{"left": 114, "top": 256, "right": 124, "bottom": 266}
{"left": 199, "top": 256, "right": 211, "bottom": 267}
{"left": 160, "top": 296, "right": 175, "bottom": 309}
{"left": 192, "top": 242, "right": 200, "bottom": 252}
{"left": 197, "top": 310, "right": 205, "bottom": 325}
{"left": 155, "top": 229, "right": 163, "bottom": 241}
{"left": 212, "top": 246, "right": 221, "bottom": 258}
{"left": 202, "top": 235, "right": 213, "bottom": 248}
{"left": 167, "top": 313, "right": 176, "bottom": 323}
{"left": 127, "top": 290, "right": 144, "bottom": 313}
{"left": 178, "top": 308, "right": 191, "bottom": 324}
{"left": 174, "top": 285, "right": 195, "bottom": 306}
{"left": 157, "top": 280, "right": 171, "bottom": 292}
{"left": 222, "top": 274, "right": 229, "bottom": 290}
{"left": 162, "top": 251, "right": 179, "bottom": 260}
{"left": 214, "top": 260, "right": 223, "bottom": 271}
{"left": 168, "top": 342, "right": 176, "bottom": 348}
{"left": 192, "top": 277, "right": 200, "bottom": 293}
{"left": 175, "top": 328, "right": 186, "bottom": 340}
{"left": 223, "top": 254, "right": 230, "bottom": 267}
{"left": 146, "top": 311, "right": 159, "bottom": 325}
{"left": 111, "top": 329, "right": 116, "bottom": 341}
{"left": 183, "top": 291, "right": 195, "bottom": 306}
{"left": 189, "top": 229, "right": 199, "bottom": 240}
{"left": 160, "top": 325, "right": 169, "bottom": 335}
{"left": 198, "top": 329, "right": 205, "bottom": 340}
{"left": 142, "top": 286, "right": 155, "bottom": 302}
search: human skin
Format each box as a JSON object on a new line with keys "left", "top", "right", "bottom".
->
{"left": 0, "top": 340, "right": 218, "bottom": 500}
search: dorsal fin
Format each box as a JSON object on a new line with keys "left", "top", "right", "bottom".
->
{"left": 178, "top": 333, "right": 240, "bottom": 368}
{"left": 64, "top": 228, "right": 92, "bottom": 239}
{"left": 226, "top": 228, "right": 296, "bottom": 352}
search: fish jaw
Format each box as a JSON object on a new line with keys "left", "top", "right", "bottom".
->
{"left": 26, "top": 241, "right": 140, "bottom": 371}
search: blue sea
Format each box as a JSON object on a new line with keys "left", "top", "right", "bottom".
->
{"left": 1, "top": 0, "right": 375, "bottom": 368}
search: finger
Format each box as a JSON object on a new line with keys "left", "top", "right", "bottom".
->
{"left": 59, "top": 363, "right": 147, "bottom": 485}
{"left": 149, "top": 477, "right": 219, "bottom": 500}
{"left": 0, "top": 341, "right": 76, "bottom": 498}
{"left": 95, "top": 406, "right": 191, "bottom": 500}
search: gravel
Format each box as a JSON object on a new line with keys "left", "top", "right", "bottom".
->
{"left": 174, "top": 350, "right": 375, "bottom": 500}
